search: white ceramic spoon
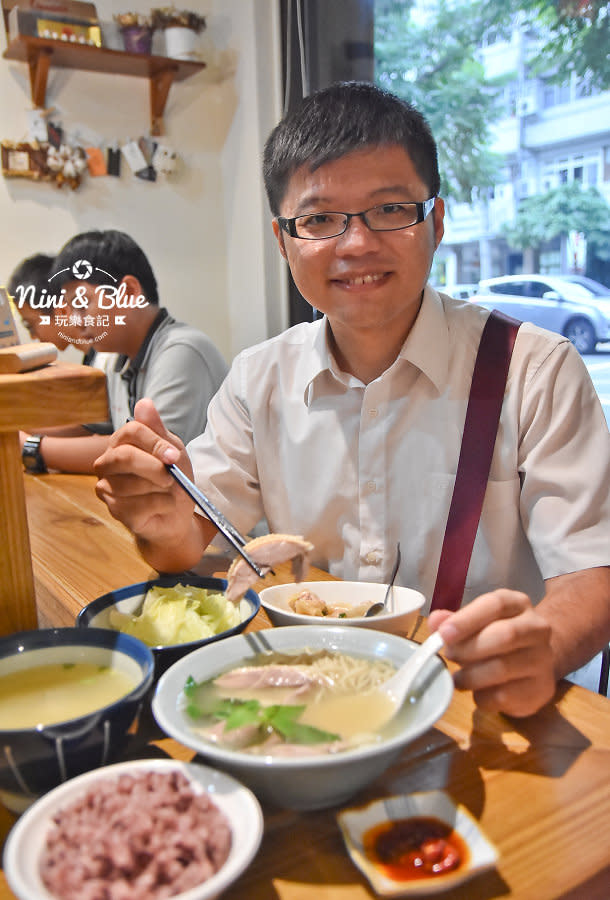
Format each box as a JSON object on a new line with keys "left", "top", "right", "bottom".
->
{"left": 379, "top": 631, "right": 446, "bottom": 721}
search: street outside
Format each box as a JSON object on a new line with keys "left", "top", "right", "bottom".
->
{"left": 585, "top": 344, "right": 610, "bottom": 427}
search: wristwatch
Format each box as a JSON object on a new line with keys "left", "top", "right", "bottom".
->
{"left": 22, "top": 435, "right": 47, "bottom": 474}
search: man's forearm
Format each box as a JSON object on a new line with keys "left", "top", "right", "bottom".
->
{"left": 37, "top": 434, "right": 111, "bottom": 474}
{"left": 538, "top": 567, "right": 610, "bottom": 680}
{"left": 36, "top": 425, "right": 93, "bottom": 437}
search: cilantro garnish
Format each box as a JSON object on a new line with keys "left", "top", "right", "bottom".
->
{"left": 183, "top": 678, "right": 339, "bottom": 745}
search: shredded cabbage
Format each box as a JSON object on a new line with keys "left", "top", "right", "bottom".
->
{"left": 109, "top": 584, "right": 242, "bottom": 647}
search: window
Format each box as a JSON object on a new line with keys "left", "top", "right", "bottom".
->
{"left": 489, "top": 281, "right": 526, "bottom": 295}
{"left": 586, "top": 162, "right": 598, "bottom": 186}
{"left": 542, "top": 153, "right": 601, "bottom": 189}
{"left": 527, "top": 280, "right": 551, "bottom": 298}
{"left": 286, "top": 0, "right": 610, "bottom": 298}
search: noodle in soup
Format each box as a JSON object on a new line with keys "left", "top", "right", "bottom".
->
{"left": 182, "top": 649, "right": 397, "bottom": 755}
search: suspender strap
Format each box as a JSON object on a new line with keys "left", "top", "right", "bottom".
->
{"left": 430, "top": 310, "right": 521, "bottom": 612}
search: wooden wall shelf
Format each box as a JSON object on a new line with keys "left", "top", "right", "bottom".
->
{"left": 3, "top": 35, "right": 205, "bottom": 135}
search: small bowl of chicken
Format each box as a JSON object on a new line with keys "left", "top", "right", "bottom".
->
{"left": 259, "top": 581, "right": 425, "bottom": 636}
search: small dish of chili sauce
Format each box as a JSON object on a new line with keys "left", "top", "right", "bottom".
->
{"left": 363, "top": 815, "right": 468, "bottom": 881}
{"left": 337, "top": 790, "right": 498, "bottom": 896}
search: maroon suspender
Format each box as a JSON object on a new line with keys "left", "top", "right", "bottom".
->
{"left": 430, "top": 310, "right": 521, "bottom": 612}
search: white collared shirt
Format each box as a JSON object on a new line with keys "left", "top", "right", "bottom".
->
{"left": 188, "top": 287, "right": 609, "bottom": 611}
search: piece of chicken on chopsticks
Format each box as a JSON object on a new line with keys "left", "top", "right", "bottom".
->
{"left": 226, "top": 533, "right": 314, "bottom": 603}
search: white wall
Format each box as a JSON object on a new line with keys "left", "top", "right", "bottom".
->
{"left": 0, "top": 0, "right": 286, "bottom": 362}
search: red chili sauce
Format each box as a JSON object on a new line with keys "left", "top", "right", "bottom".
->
{"left": 363, "top": 816, "right": 468, "bottom": 882}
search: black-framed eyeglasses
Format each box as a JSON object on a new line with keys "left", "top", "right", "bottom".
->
{"left": 277, "top": 198, "right": 436, "bottom": 240}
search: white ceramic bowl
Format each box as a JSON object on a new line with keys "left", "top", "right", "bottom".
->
{"left": 260, "top": 581, "right": 424, "bottom": 635}
{"left": 4, "top": 758, "right": 264, "bottom": 900}
{"left": 152, "top": 625, "right": 453, "bottom": 811}
{"left": 337, "top": 790, "right": 499, "bottom": 896}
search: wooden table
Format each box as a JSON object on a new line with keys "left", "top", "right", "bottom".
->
{"left": 1, "top": 473, "right": 609, "bottom": 899}
{"left": 0, "top": 363, "right": 108, "bottom": 634}
{"left": 23, "top": 472, "right": 154, "bottom": 627}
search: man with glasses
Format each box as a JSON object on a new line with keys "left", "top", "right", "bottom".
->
{"left": 95, "top": 82, "right": 609, "bottom": 716}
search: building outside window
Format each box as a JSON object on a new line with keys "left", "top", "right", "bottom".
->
{"left": 280, "top": 0, "right": 610, "bottom": 324}
{"left": 373, "top": 0, "right": 610, "bottom": 288}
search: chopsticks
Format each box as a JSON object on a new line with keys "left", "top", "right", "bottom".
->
{"left": 123, "top": 417, "right": 267, "bottom": 579}
{"left": 167, "top": 463, "right": 268, "bottom": 579}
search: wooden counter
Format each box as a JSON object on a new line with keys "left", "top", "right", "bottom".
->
{"left": 0, "top": 363, "right": 108, "bottom": 635}
{"left": 1, "top": 473, "right": 609, "bottom": 899}
{"left": 23, "top": 473, "right": 154, "bottom": 627}
{"left": 22, "top": 473, "right": 268, "bottom": 626}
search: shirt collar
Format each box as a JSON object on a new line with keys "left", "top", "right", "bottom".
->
{"left": 303, "top": 286, "right": 449, "bottom": 405}
{"left": 303, "top": 319, "right": 358, "bottom": 405}
{"left": 398, "top": 285, "right": 449, "bottom": 394}
{"left": 115, "top": 307, "right": 170, "bottom": 376}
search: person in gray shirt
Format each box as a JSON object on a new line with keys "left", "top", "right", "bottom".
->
{"left": 19, "top": 230, "right": 227, "bottom": 474}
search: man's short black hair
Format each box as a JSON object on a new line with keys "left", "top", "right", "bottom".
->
{"left": 8, "top": 253, "right": 54, "bottom": 305}
{"left": 263, "top": 81, "right": 441, "bottom": 216}
{"left": 50, "top": 230, "right": 159, "bottom": 305}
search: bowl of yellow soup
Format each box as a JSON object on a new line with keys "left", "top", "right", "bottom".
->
{"left": 0, "top": 627, "right": 154, "bottom": 813}
{"left": 76, "top": 575, "right": 261, "bottom": 680}
{"left": 152, "top": 625, "right": 453, "bottom": 811}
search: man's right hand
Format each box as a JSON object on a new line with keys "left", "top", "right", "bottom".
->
{"left": 94, "top": 397, "right": 210, "bottom": 571}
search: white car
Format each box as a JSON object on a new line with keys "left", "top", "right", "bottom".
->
{"left": 433, "top": 283, "right": 479, "bottom": 300}
{"left": 471, "top": 274, "right": 610, "bottom": 354}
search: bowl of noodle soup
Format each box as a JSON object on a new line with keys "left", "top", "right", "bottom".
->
{"left": 152, "top": 625, "right": 453, "bottom": 811}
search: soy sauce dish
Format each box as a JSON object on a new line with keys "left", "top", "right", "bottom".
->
{"left": 337, "top": 790, "right": 498, "bottom": 896}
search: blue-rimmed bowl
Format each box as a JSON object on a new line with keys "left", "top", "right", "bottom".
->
{"left": 0, "top": 627, "right": 154, "bottom": 814}
{"left": 76, "top": 575, "right": 260, "bottom": 680}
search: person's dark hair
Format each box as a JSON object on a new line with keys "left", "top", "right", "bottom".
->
{"left": 49, "top": 230, "right": 159, "bottom": 305}
{"left": 263, "top": 81, "right": 440, "bottom": 216}
{"left": 7, "top": 253, "right": 54, "bottom": 306}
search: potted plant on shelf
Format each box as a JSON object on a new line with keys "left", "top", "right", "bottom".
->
{"left": 151, "top": 7, "right": 206, "bottom": 61}
{"left": 115, "top": 12, "right": 153, "bottom": 55}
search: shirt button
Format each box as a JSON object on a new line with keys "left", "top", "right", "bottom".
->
{"left": 366, "top": 480, "right": 376, "bottom": 493}
{"left": 365, "top": 551, "right": 380, "bottom": 565}
{"left": 368, "top": 408, "right": 378, "bottom": 418}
